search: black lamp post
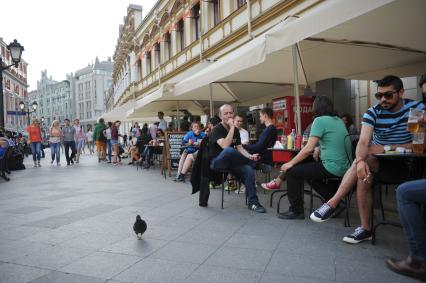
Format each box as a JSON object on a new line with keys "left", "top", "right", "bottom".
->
{"left": 0, "top": 39, "right": 25, "bottom": 130}
{"left": 19, "top": 100, "right": 37, "bottom": 125}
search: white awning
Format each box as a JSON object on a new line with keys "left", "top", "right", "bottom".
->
{"left": 174, "top": 0, "right": 426, "bottom": 102}
{"left": 101, "top": 99, "right": 136, "bottom": 122}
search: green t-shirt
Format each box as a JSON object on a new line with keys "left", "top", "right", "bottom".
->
{"left": 310, "top": 116, "right": 351, "bottom": 177}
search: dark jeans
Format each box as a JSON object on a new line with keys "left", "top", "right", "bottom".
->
{"left": 30, "top": 142, "right": 41, "bottom": 161}
{"left": 210, "top": 147, "right": 259, "bottom": 206}
{"left": 64, "top": 141, "right": 76, "bottom": 164}
{"left": 396, "top": 179, "right": 426, "bottom": 261}
{"left": 286, "top": 161, "right": 338, "bottom": 213}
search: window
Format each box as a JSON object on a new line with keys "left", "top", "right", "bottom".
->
{"left": 212, "top": 0, "right": 220, "bottom": 26}
{"left": 164, "top": 32, "right": 171, "bottom": 61}
{"left": 177, "top": 19, "right": 185, "bottom": 52}
{"left": 237, "top": 0, "right": 246, "bottom": 8}
{"left": 192, "top": 3, "right": 201, "bottom": 41}
{"left": 154, "top": 42, "right": 160, "bottom": 67}
{"left": 146, "top": 52, "right": 151, "bottom": 74}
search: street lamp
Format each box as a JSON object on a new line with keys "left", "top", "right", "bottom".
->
{"left": 0, "top": 39, "right": 25, "bottom": 130}
{"left": 19, "top": 100, "right": 37, "bottom": 125}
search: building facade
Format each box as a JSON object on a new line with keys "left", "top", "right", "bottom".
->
{"left": 112, "top": 0, "right": 315, "bottom": 106}
{"left": 74, "top": 57, "right": 113, "bottom": 126}
{"left": 30, "top": 70, "right": 75, "bottom": 127}
{"left": 1, "top": 37, "right": 29, "bottom": 132}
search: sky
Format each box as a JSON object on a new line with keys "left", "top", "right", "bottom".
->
{"left": 1, "top": 0, "right": 157, "bottom": 91}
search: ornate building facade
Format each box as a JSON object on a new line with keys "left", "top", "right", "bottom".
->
{"left": 112, "top": 0, "right": 313, "bottom": 107}
{"left": 1, "top": 37, "right": 29, "bottom": 132}
{"left": 29, "top": 70, "right": 75, "bottom": 127}
{"left": 74, "top": 57, "right": 113, "bottom": 126}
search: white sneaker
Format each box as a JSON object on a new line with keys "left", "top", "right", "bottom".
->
{"left": 37, "top": 161, "right": 41, "bottom": 167}
{"left": 34, "top": 162, "right": 37, "bottom": 167}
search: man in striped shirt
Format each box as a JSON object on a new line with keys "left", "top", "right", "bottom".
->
{"left": 310, "top": 75, "right": 425, "bottom": 244}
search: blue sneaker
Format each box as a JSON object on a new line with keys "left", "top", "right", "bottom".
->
{"left": 310, "top": 203, "right": 334, "bottom": 223}
{"left": 249, "top": 203, "right": 266, "bottom": 213}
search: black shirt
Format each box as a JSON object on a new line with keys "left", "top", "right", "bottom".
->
{"left": 180, "top": 120, "right": 191, "bottom": 132}
{"left": 209, "top": 123, "right": 241, "bottom": 158}
{"left": 244, "top": 124, "right": 277, "bottom": 165}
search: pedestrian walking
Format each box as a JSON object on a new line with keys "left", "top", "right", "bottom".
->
{"left": 86, "top": 125, "right": 95, "bottom": 154}
{"left": 49, "top": 120, "right": 63, "bottom": 166}
{"left": 94, "top": 118, "right": 107, "bottom": 162}
{"left": 111, "top": 120, "right": 121, "bottom": 165}
{"left": 27, "top": 119, "right": 42, "bottom": 167}
{"left": 74, "top": 119, "right": 85, "bottom": 163}
{"left": 63, "top": 118, "right": 76, "bottom": 166}
{"left": 105, "top": 122, "right": 112, "bottom": 163}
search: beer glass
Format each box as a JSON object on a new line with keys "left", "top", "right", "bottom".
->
{"left": 412, "top": 132, "right": 425, "bottom": 154}
{"left": 407, "top": 108, "right": 424, "bottom": 132}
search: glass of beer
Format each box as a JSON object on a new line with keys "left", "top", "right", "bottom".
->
{"left": 412, "top": 132, "right": 425, "bottom": 154}
{"left": 407, "top": 108, "right": 424, "bottom": 132}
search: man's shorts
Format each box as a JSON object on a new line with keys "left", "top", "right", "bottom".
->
{"left": 96, "top": 141, "right": 107, "bottom": 153}
{"left": 110, "top": 139, "right": 119, "bottom": 145}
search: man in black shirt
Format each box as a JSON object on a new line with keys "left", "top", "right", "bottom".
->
{"left": 209, "top": 104, "right": 266, "bottom": 213}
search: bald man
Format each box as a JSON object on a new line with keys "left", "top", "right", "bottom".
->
{"left": 208, "top": 104, "right": 266, "bottom": 213}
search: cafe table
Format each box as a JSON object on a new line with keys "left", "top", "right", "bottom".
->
{"left": 371, "top": 151, "right": 426, "bottom": 244}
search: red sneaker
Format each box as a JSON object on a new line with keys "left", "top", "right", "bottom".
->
{"left": 261, "top": 180, "right": 280, "bottom": 190}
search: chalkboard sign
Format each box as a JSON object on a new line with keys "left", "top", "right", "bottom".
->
{"left": 162, "top": 132, "right": 185, "bottom": 177}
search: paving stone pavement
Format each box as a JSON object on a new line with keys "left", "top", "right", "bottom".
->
{"left": 0, "top": 152, "right": 418, "bottom": 283}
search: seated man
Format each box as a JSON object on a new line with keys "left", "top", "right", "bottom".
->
{"left": 244, "top": 107, "right": 277, "bottom": 166}
{"left": 209, "top": 104, "right": 266, "bottom": 213}
{"left": 386, "top": 179, "right": 426, "bottom": 281}
{"left": 310, "top": 75, "right": 425, "bottom": 244}
{"left": 175, "top": 122, "right": 205, "bottom": 182}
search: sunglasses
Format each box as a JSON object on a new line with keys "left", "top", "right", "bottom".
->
{"left": 375, "top": 90, "right": 398, "bottom": 100}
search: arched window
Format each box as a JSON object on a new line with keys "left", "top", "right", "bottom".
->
{"left": 192, "top": 3, "right": 201, "bottom": 40}
{"left": 177, "top": 19, "right": 185, "bottom": 52}
{"left": 146, "top": 51, "right": 152, "bottom": 74}
{"left": 154, "top": 42, "right": 161, "bottom": 67}
{"left": 212, "top": 0, "right": 220, "bottom": 26}
{"left": 164, "top": 32, "right": 171, "bottom": 61}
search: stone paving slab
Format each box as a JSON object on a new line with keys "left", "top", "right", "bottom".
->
{"left": 0, "top": 153, "right": 415, "bottom": 283}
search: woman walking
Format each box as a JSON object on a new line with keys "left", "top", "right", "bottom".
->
{"left": 86, "top": 125, "right": 94, "bottom": 154}
{"left": 111, "top": 120, "right": 121, "bottom": 165}
{"left": 73, "top": 119, "right": 85, "bottom": 163}
{"left": 49, "top": 120, "right": 63, "bottom": 166}
{"left": 27, "top": 119, "right": 43, "bottom": 167}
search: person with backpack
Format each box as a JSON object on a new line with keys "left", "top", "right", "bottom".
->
{"left": 94, "top": 118, "right": 107, "bottom": 163}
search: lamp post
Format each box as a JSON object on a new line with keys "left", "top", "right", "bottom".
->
{"left": 0, "top": 39, "right": 25, "bottom": 130}
{"left": 19, "top": 100, "right": 37, "bottom": 125}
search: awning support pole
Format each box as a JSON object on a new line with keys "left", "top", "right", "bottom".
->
{"left": 176, "top": 101, "right": 180, "bottom": 131}
{"left": 209, "top": 83, "right": 213, "bottom": 119}
{"left": 292, "top": 44, "right": 302, "bottom": 135}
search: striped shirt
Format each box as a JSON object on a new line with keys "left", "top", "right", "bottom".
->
{"left": 362, "top": 99, "right": 425, "bottom": 145}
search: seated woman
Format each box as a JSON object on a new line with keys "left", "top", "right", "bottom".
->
{"left": 261, "top": 96, "right": 351, "bottom": 219}
{"left": 341, "top": 113, "right": 359, "bottom": 142}
{"left": 136, "top": 127, "right": 152, "bottom": 166}
{"left": 128, "top": 139, "right": 140, "bottom": 165}
{"left": 175, "top": 122, "right": 205, "bottom": 182}
{"left": 244, "top": 107, "right": 277, "bottom": 165}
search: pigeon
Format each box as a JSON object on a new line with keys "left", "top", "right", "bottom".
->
{"left": 133, "top": 215, "right": 147, "bottom": 240}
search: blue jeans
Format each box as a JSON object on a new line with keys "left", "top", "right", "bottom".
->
{"left": 50, "top": 142, "right": 61, "bottom": 163}
{"left": 396, "top": 179, "right": 426, "bottom": 261}
{"left": 210, "top": 147, "right": 259, "bottom": 206}
{"left": 107, "top": 140, "right": 112, "bottom": 161}
{"left": 30, "top": 142, "right": 41, "bottom": 161}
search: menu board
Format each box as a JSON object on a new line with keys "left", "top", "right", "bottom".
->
{"left": 162, "top": 132, "right": 185, "bottom": 177}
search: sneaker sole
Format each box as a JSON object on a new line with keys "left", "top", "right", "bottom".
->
{"left": 342, "top": 236, "right": 372, "bottom": 244}
{"left": 310, "top": 213, "right": 330, "bottom": 223}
